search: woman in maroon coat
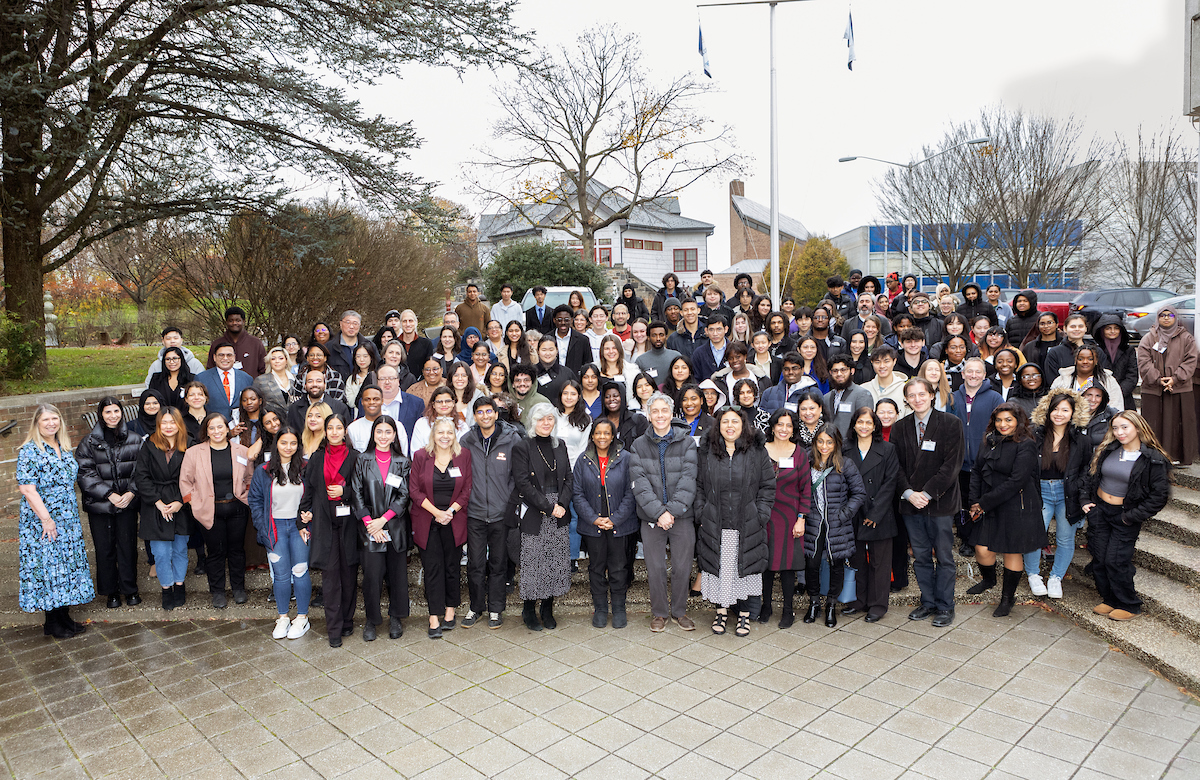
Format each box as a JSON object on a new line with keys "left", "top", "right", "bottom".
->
{"left": 759, "top": 408, "right": 812, "bottom": 628}
{"left": 409, "top": 417, "right": 473, "bottom": 639}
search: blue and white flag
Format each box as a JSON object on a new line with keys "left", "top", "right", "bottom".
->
{"left": 699, "top": 22, "right": 711, "bottom": 78}
{"left": 844, "top": 10, "right": 856, "bottom": 70}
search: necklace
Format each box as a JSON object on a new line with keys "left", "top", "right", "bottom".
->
{"left": 534, "top": 438, "right": 557, "bottom": 471}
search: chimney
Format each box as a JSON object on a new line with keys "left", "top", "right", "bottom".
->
{"left": 730, "top": 180, "right": 745, "bottom": 197}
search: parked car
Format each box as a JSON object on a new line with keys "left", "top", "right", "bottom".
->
{"left": 1027, "top": 289, "right": 1078, "bottom": 324}
{"left": 519, "top": 286, "right": 600, "bottom": 311}
{"left": 1127, "top": 294, "right": 1196, "bottom": 342}
{"left": 1070, "top": 287, "right": 1177, "bottom": 329}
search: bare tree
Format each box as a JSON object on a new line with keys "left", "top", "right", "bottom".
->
{"left": 87, "top": 220, "right": 182, "bottom": 329}
{"left": 1166, "top": 131, "right": 1199, "bottom": 291}
{"left": 469, "top": 24, "right": 741, "bottom": 264}
{"left": 969, "top": 107, "right": 1110, "bottom": 288}
{"left": 874, "top": 125, "right": 991, "bottom": 290}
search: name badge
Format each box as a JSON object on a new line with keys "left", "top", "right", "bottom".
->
{"left": 264, "top": 453, "right": 271, "bottom": 462}
{"left": 1120, "top": 450, "right": 1141, "bottom": 462}
{"left": 537, "top": 374, "right": 552, "bottom": 385}
{"left": 495, "top": 452, "right": 507, "bottom": 461}
{"left": 448, "top": 466, "right": 463, "bottom": 478}
{"left": 1155, "top": 343, "right": 1167, "bottom": 354}
{"left": 780, "top": 457, "right": 794, "bottom": 468}
{"left": 921, "top": 440, "right": 937, "bottom": 452}
{"left": 612, "top": 375, "right": 625, "bottom": 382}
{"left": 386, "top": 472, "right": 403, "bottom": 488}
{"left": 647, "top": 368, "right": 658, "bottom": 378}
{"left": 233, "top": 361, "right": 243, "bottom": 370}
{"left": 784, "top": 403, "right": 798, "bottom": 412}
{"left": 966, "top": 403, "right": 973, "bottom": 413}
{"left": 236, "top": 456, "right": 248, "bottom": 466}
{"left": 692, "top": 436, "right": 702, "bottom": 446}
{"left": 837, "top": 403, "right": 851, "bottom": 414}
{"left": 336, "top": 505, "right": 350, "bottom": 516}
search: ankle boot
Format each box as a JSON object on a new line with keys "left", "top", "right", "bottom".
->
{"left": 522, "top": 600, "right": 542, "bottom": 631}
{"left": 824, "top": 599, "right": 838, "bottom": 628}
{"left": 967, "top": 564, "right": 997, "bottom": 595}
{"left": 540, "top": 597, "right": 557, "bottom": 630}
{"left": 162, "top": 587, "right": 175, "bottom": 611}
{"left": 174, "top": 582, "right": 187, "bottom": 606}
{"left": 44, "top": 609, "right": 73, "bottom": 639}
{"left": 61, "top": 607, "right": 85, "bottom": 635}
{"left": 803, "top": 598, "right": 820, "bottom": 624}
{"left": 611, "top": 596, "right": 627, "bottom": 629}
{"left": 993, "top": 569, "right": 1022, "bottom": 617}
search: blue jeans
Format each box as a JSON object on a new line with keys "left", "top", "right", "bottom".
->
{"left": 1025, "top": 480, "right": 1077, "bottom": 580}
{"left": 267, "top": 519, "right": 311, "bottom": 614}
{"left": 149, "top": 536, "right": 189, "bottom": 589}
{"left": 569, "top": 505, "right": 582, "bottom": 560}
{"left": 902, "top": 514, "right": 956, "bottom": 612}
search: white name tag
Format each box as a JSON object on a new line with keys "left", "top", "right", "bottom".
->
{"left": 784, "top": 403, "right": 798, "bottom": 412}
{"left": 693, "top": 436, "right": 702, "bottom": 446}
{"left": 837, "top": 403, "right": 852, "bottom": 414}
{"left": 612, "top": 375, "right": 625, "bottom": 382}
{"left": 1120, "top": 450, "right": 1141, "bottom": 462}
{"left": 537, "top": 374, "right": 552, "bottom": 385}
{"left": 234, "top": 361, "right": 243, "bottom": 370}
{"left": 264, "top": 453, "right": 271, "bottom": 462}
{"left": 448, "top": 466, "right": 463, "bottom": 478}
{"left": 646, "top": 368, "right": 658, "bottom": 378}
{"left": 335, "top": 505, "right": 350, "bottom": 516}
{"left": 1155, "top": 343, "right": 1167, "bottom": 353}
{"left": 236, "top": 456, "right": 248, "bottom": 466}
{"left": 921, "top": 440, "right": 936, "bottom": 451}
{"left": 780, "top": 457, "right": 794, "bottom": 468}
{"left": 386, "top": 472, "right": 403, "bottom": 488}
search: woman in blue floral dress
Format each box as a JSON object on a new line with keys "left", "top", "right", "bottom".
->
{"left": 16, "top": 404, "right": 95, "bottom": 638}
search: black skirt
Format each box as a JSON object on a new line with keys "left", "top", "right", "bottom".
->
{"left": 969, "top": 507, "right": 1046, "bottom": 555}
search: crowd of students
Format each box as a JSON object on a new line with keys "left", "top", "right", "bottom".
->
{"left": 14, "top": 270, "right": 1176, "bottom": 644}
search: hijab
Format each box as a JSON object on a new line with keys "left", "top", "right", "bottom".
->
{"left": 456, "top": 327, "right": 483, "bottom": 363}
{"left": 1152, "top": 306, "right": 1180, "bottom": 352}
{"left": 137, "top": 390, "right": 167, "bottom": 435}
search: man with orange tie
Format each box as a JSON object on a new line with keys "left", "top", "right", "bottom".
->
{"left": 197, "top": 345, "right": 254, "bottom": 421}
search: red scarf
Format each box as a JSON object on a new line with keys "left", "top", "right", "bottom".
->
{"left": 324, "top": 442, "right": 349, "bottom": 488}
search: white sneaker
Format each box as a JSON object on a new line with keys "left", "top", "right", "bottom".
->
{"left": 286, "top": 615, "right": 310, "bottom": 639}
{"left": 272, "top": 615, "right": 291, "bottom": 639}
{"left": 1046, "top": 576, "right": 1063, "bottom": 599}
{"left": 1028, "top": 574, "right": 1048, "bottom": 596}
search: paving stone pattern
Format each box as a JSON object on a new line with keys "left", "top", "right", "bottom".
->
{"left": 0, "top": 605, "right": 1197, "bottom": 779}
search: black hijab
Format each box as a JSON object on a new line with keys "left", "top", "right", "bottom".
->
{"left": 135, "top": 390, "right": 167, "bottom": 437}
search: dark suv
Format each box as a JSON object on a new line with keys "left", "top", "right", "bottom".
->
{"left": 1070, "top": 287, "right": 1177, "bottom": 329}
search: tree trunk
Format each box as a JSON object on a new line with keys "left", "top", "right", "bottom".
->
{"left": 1, "top": 218, "right": 48, "bottom": 379}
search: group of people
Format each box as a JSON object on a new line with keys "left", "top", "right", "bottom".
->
{"left": 16, "top": 273, "right": 1176, "bottom": 644}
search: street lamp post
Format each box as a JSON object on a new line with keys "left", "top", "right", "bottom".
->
{"left": 839, "top": 136, "right": 992, "bottom": 281}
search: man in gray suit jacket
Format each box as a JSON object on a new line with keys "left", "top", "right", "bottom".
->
{"left": 823, "top": 354, "right": 875, "bottom": 437}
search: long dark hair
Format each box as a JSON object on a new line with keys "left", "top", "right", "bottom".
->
{"left": 660, "top": 356, "right": 694, "bottom": 402}
{"left": 368, "top": 416, "right": 405, "bottom": 456}
{"left": 704, "top": 406, "right": 760, "bottom": 456}
{"left": 986, "top": 402, "right": 1033, "bottom": 444}
{"left": 160, "top": 346, "right": 193, "bottom": 383}
{"left": 811, "top": 423, "right": 845, "bottom": 472}
{"left": 1040, "top": 392, "right": 1077, "bottom": 472}
{"left": 555, "top": 379, "right": 592, "bottom": 431}
{"left": 268, "top": 426, "right": 304, "bottom": 486}
{"left": 796, "top": 336, "right": 830, "bottom": 382}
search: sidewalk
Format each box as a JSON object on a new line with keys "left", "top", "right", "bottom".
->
{"left": 0, "top": 605, "right": 1196, "bottom": 778}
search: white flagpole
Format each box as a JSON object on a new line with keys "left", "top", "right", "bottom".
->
{"left": 770, "top": 2, "right": 779, "bottom": 308}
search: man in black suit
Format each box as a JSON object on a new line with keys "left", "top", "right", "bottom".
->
{"left": 286, "top": 370, "right": 353, "bottom": 432}
{"left": 892, "top": 377, "right": 965, "bottom": 628}
{"left": 550, "top": 304, "right": 591, "bottom": 376}
{"left": 524, "top": 286, "right": 555, "bottom": 334}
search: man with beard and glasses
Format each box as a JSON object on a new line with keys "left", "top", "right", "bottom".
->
{"left": 822, "top": 354, "right": 875, "bottom": 437}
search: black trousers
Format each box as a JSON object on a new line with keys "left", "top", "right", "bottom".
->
{"left": 587, "top": 530, "right": 630, "bottom": 611}
{"left": 421, "top": 522, "right": 462, "bottom": 617}
{"left": 1088, "top": 502, "right": 1143, "bottom": 613}
{"left": 850, "top": 537, "right": 894, "bottom": 617}
{"left": 467, "top": 517, "right": 508, "bottom": 615}
{"left": 362, "top": 545, "right": 409, "bottom": 626}
{"left": 805, "top": 528, "right": 846, "bottom": 599}
{"left": 891, "top": 510, "right": 910, "bottom": 590}
{"left": 761, "top": 569, "right": 799, "bottom": 615}
{"left": 322, "top": 520, "right": 359, "bottom": 639}
{"left": 87, "top": 509, "right": 139, "bottom": 597}
{"left": 200, "top": 502, "right": 247, "bottom": 593}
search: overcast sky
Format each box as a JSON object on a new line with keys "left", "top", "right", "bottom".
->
{"left": 352, "top": 0, "right": 1185, "bottom": 271}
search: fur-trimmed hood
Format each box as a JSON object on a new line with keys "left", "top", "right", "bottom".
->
{"left": 1030, "top": 388, "right": 1092, "bottom": 429}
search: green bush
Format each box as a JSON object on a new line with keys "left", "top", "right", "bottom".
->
{"left": 0, "top": 312, "right": 40, "bottom": 380}
{"left": 482, "top": 241, "right": 610, "bottom": 303}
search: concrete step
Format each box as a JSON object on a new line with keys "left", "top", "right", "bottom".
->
{"left": 1070, "top": 549, "right": 1200, "bottom": 642}
{"left": 1172, "top": 464, "right": 1200, "bottom": 493}
{"left": 1133, "top": 533, "right": 1200, "bottom": 589}
{"left": 1145, "top": 506, "right": 1200, "bottom": 548}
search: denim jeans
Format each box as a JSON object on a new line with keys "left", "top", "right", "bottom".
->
{"left": 1025, "top": 479, "right": 1077, "bottom": 580}
{"left": 267, "top": 519, "right": 311, "bottom": 614}
{"left": 569, "top": 505, "right": 582, "bottom": 560}
{"left": 149, "top": 536, "right": 189, "bottom": 589}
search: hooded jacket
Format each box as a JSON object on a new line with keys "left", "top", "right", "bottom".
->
{"left": 1084, "top": 384, "right": 1118, "bottom": 447}
{"left": 461, "top": 421, "right": 522, "bottom": 524}
{"left": 1092, "top": 314, "right": 1138, "bottom": 411}
{"left": 1006, "top": 290, "right": 1041, "bottom": 348}
{"left": 694, "top": 429, "right": 777, "bottom": 577}
{"left": 572, "top": 440, "right": 638, "bottom": 537}
{"left": 1030, "top": 390, "right": 1093, "bottom": 522}
{"left": 1050, "top": 366, "right": 1126, "bottom": 411}
{"left": 956, "top": 283, "right": 998, "bottom": 326}
{"left": 951, "top": 383, "right": 1005, "bottom": 472}
{"left": 1044, "top": 334, "right": 1104, "bottom": 382}
{"left": 75, "top": 418, "right": 142, "bottom": 515}
{"left": 629, "top": 419, "right": 698, "bottom": 524}
{"left": 621, "top": 285, "right": 651, "bottom": 322}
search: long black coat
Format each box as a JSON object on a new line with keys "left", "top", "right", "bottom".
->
{"left": 968, "top": 436, "right": 1045, "bottom": 553}
{"left": 348, "top": 450, "right": 411, "bottom": 553}
{"left": 133, "top": 443, "right": 187, "bottom": 542}
{"left": 299, "top": 447, "right": 361, "bottom": 571}
{"left": 844, "top": 440, "right": 899, "bottom": 541}
{"left": 694, "top": 441, "right": 776, "bottom": 578}
{"left": 75, "top": 421, "right": 143, "bottom": 515}
{"left": 892, "top": 410, "right": 965, "bottom": 516}
{"left": 804, "top": 461, "right": 867, "bottom": 561}
{"left": 512, "top": 437, "right": 573, "bottom": 535}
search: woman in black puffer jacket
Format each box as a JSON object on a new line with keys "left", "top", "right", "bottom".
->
{"left": 803, "top": 424, "right": 866, "bottom": 629}
{"left": 695, "top": 407, "right": 776, "bottom": 638}
{"left": 75, "top": 396, "right": 145, "bottom": 608}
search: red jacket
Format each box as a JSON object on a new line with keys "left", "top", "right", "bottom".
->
{"left": 409, "top": 449, "right": 473, "bottom": 549}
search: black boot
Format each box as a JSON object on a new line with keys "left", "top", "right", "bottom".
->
{"left": 967, "top": 563, "right": 997, "bottom": 595}
{"left": 779, "top": 589, "right": 795, "bottom": 629}
{"left": 174, "top": 582, "right": 187, "bottom": 606}
{"left": 824, "top": 599, "right": 837, "bottom": 628}
{"left": 43, "top": 610, "right": 70, "bottom": 639}
{"left": 61, "top": 607, "right": 85, "bottom": 635}
{"left": 611, "top": 596, "right": 627, "bottom": 629}
{"left": 993, "top": 569, "right": 1022, "bottom": 617}
{"left": 523, "top": 600, "right": 542, "bottom": 631}
{"left": 803, "top": 598, "right": 820, "bottom": 624}
{"left": 162, "top": 587, "right": 176, "bottom": 611}
{"left": 540, "top": 597, "right": 557, "bottom": 630}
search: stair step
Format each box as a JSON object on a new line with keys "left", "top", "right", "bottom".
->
{"left": 1133, "top": 534, "right": 1200, "bottom": 589}
{"left": 1167, "top": 483, "right": 1200, "bottom": 514}
{"left": 1044, "top": 574, "right": 1200, "bottom": 694}
{"left": 1069, "top": 550, "right": 1200, "bottom": 642}
{"left": 1171, "top": 466, "right": 1200, "bottom": 493}
{"left": 1145, "top": 506, "right": 1200, "bottom": 547}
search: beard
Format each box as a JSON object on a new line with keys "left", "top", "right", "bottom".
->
{"left": 829, "top": 375, "right": 852, "bottom": 391}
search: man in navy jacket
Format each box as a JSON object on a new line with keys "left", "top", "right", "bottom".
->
{"left": 690, "top": 314, "right": 730, "bottom": 383}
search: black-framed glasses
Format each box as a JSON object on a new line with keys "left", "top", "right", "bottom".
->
{"left": 1159, "top": 312, "right": 1176, "bottom": 319}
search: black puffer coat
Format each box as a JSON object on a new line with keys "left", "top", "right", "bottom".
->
{"left": 1080, "top": 443, "right": 1171, "bottom": 525}
{"left": 75, "top": 420, "right": 143, "bottom": 515}
{"left": 804, "top": 459, "right": 866, "bottom": 562}
{"left": 1092, "top": 314, "right": 1138, "bottom": 411}
{"left": 1006, "top": 290, "right": 1041, "bottom": 348}
{"left": 694, "top": 435, "right": 776, "bottom": 578}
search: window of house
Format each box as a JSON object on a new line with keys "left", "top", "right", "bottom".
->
{"left": 645, "top": 241, "right": 663, "bottom": 251}
{"left": 624, "top": 238, "right": 643, "bottom": 249}
{"left": 598, "top": 248, "right": 612, "bottom": 267}
{"left": 598, "top": 238, "right": 611, "bottom": 246}
{"left": 673, "top": 248, "right": 698, "bottom": 272}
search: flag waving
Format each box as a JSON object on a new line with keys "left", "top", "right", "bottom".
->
{"left": 699, "top": 21, "right": 712, "bottom": 78}
{"left": 844, "top": 10, "right": 856, "bottom": 71}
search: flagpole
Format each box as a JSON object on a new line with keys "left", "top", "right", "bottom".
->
{"left": 769, "top": 2, "right": 779, "bottom": 309}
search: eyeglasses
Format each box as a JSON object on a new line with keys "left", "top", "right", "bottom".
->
{"left": 1159, "top": 312, "right": 1176, "bottom": 319}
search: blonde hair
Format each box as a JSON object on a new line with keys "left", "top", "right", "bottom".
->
{"left": 302, "top": 402, "right": 332, "bottom": 456}
{"left": 1088, "top": 410, "right": 1171, "bottom": 475}
{"left": 21, "top": 404, "right": 72, "bottom": 452}
{"left": 425, "top": 416, "right": 462, "bottom": 457}
{"left": 918, "top": 359, "right": 953, "bottom": 409}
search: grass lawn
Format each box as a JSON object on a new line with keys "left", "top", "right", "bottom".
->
{"left": 3, "top": 345, "right": 207, "bottom": 397}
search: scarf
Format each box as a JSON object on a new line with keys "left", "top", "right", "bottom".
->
{"left": 1153, "top": 306, "right": 1180, "bottom": 352}
{"left": 1103, "top": 334, "right": 1121, "bottom": 366}
{"left": 324, "top": 442, "right": 349, "bottom": 488}
{"left": 138, "top": 390, "right": 166, "bottom": 434}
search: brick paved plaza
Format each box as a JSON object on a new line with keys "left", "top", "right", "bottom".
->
{"left": 0, "top": 604, "right": 1196, "bottom": 779}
